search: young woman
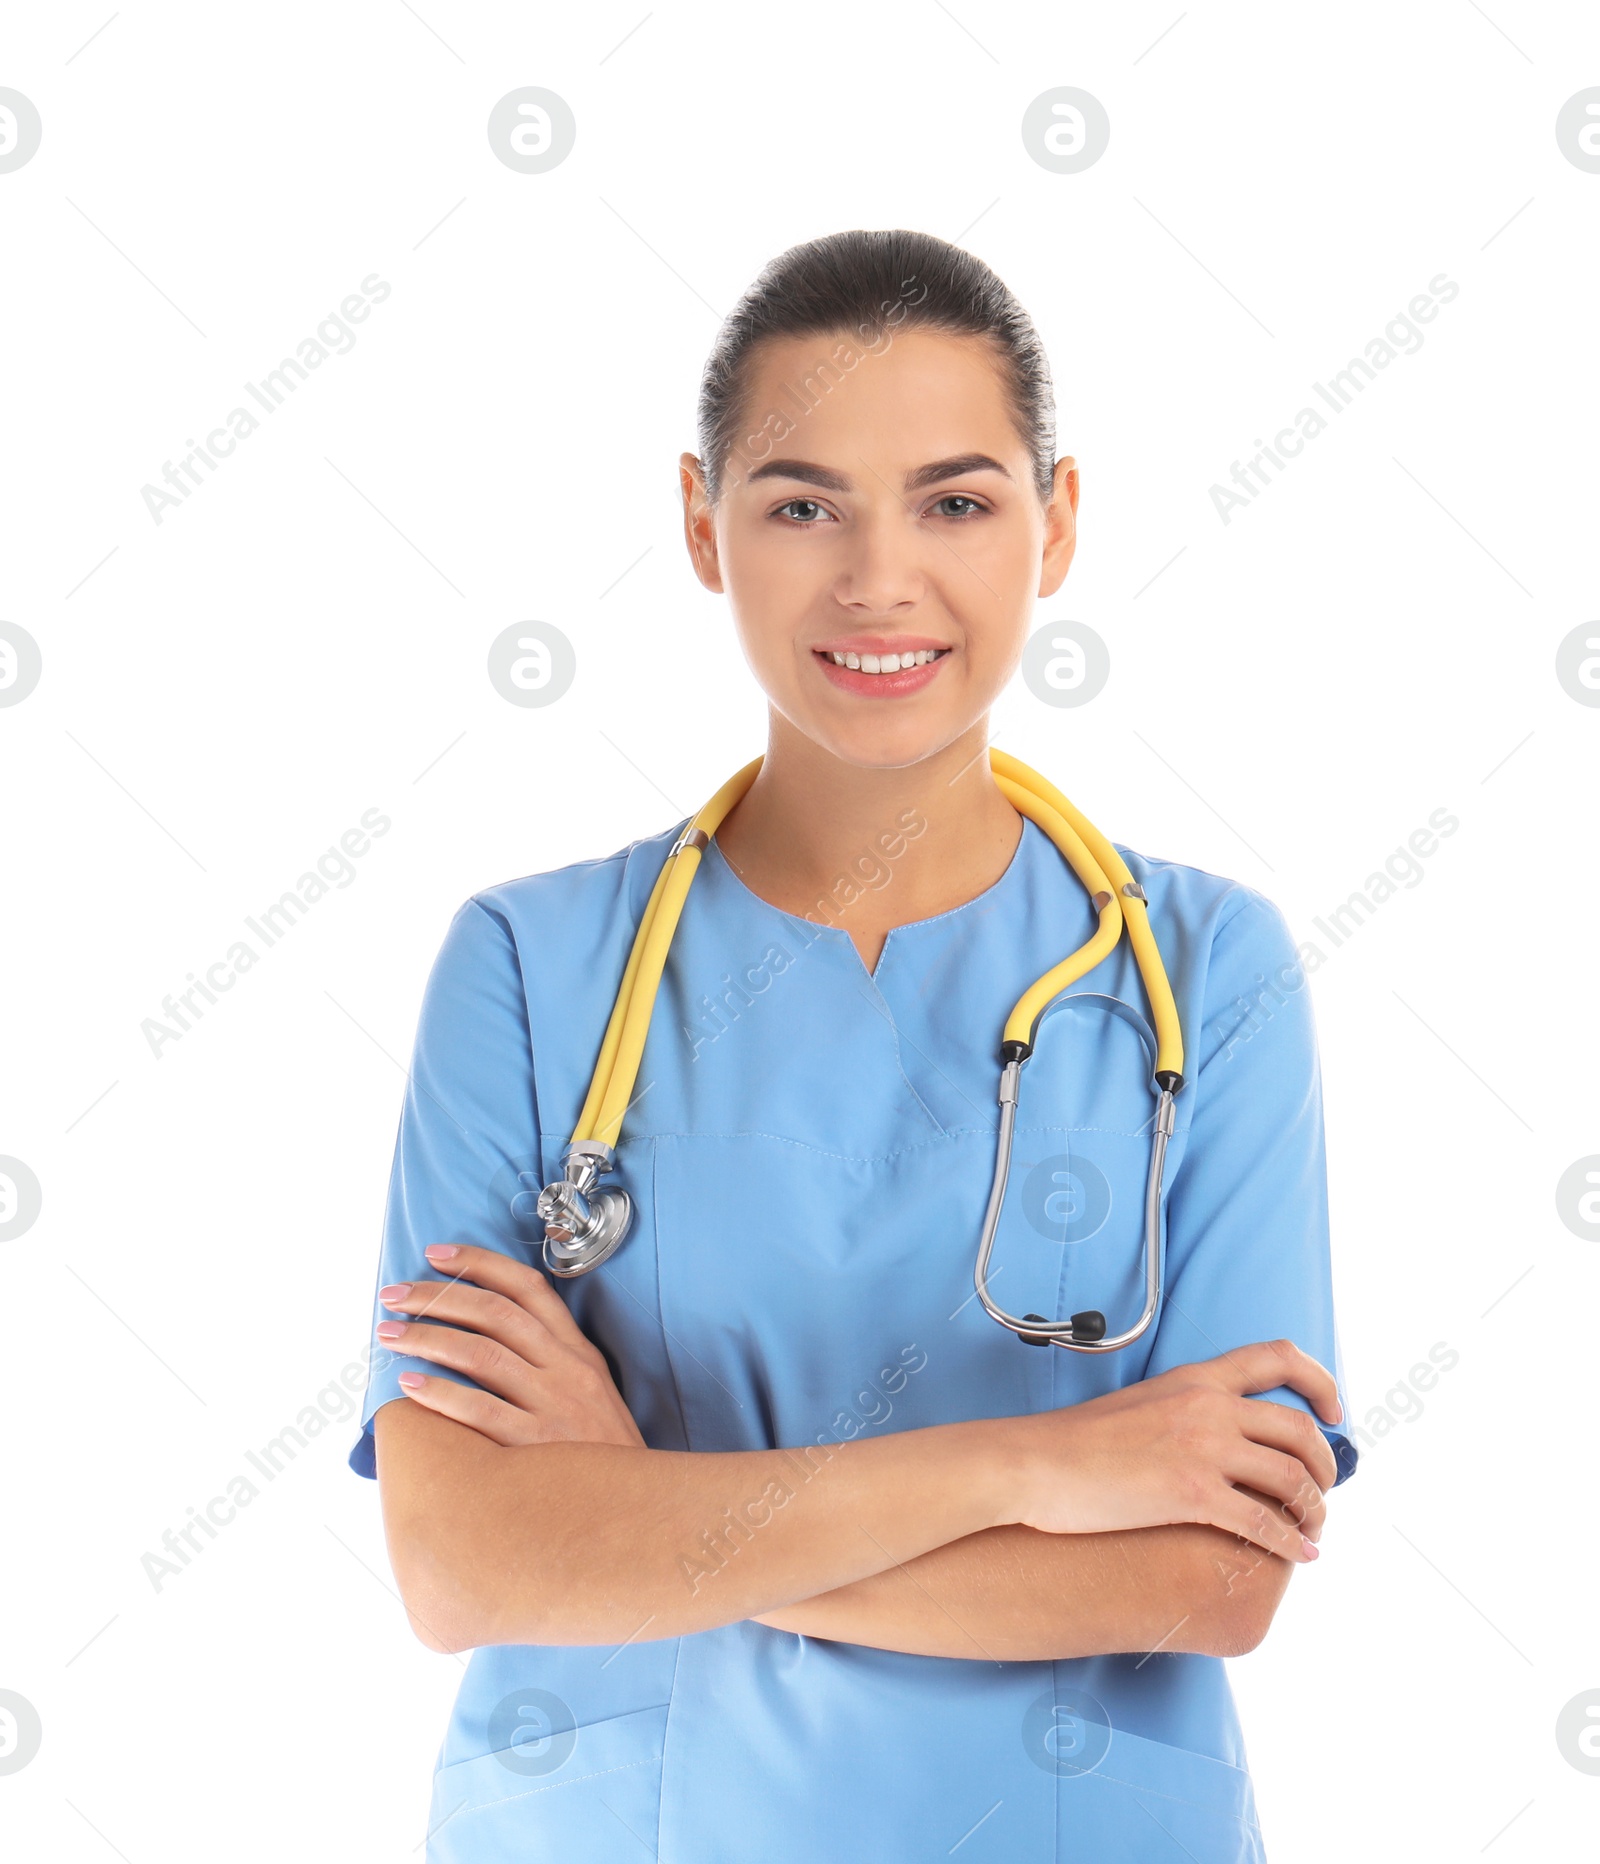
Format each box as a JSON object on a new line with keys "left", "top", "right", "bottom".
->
{"left": 350, "top": 228, "right": 1355, "bottom": 1863}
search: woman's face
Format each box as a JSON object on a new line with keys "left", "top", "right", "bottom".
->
{"left": 680, "top": 326, "right": 1079, "bottom": 771}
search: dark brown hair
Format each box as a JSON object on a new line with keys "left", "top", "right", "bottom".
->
{"left": 695, "top": 228, "right": 1057, "bottom": 507}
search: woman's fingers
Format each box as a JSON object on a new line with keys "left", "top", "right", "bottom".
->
{"left": 1204, "top": 1478, "right": 1320, "bottom": 1563}
{"left": 1230, "top": 1395, "right": 1339, "bottom": 1493}
{"left": 398, "top": 1368, "right": 646, "bottom": 1450}
{"left": 378, "top": 1316, "right": 538, "bottom": 1405}
{"left": 418, "top": 1243, "right": 599, "bottom": 1352}
{"left": 395, "top": 1371, "right": 562, "bottom": 1447}
{"left": 379, "top": 1246, "right": 600, "bottom": 1370}
{"left": 1220, "top": 1441, "right": 1326, "bottom": 1542}
{"left": 377, "top": 1248, "right": 647, "bottom": 1450}
{"left": 1016, "top": 1342, "right": 1344, "bottom": 1546}
{"left": 1205, "top": 1338, "right": 1343, "bottom": 1428}
{"left": 380, "top": 1279, "right": 551, "bottom": 1372}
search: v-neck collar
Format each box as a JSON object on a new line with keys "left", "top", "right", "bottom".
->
{"left": 698, "top": 813, "right": 1037, "bottom": 983}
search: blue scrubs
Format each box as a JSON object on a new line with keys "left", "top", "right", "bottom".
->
{"left": 351, "top": 807, "right": 1356, "bottom": 1862}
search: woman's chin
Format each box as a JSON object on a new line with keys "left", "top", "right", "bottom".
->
{"left": 805, "top": 719, "right": 974, "bottom": 774}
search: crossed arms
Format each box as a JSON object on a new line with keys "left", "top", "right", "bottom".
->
{"left": 371, "top": 1245, "right": 1340, "bottom": 1661}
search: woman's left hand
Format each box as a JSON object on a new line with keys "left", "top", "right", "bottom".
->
{"left": 375, "top": 1242, "right": 645, "bottom": 1449}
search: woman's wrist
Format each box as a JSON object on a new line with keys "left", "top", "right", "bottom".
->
{"left": 928, "top": 1415, "right": 1038, "bottom": 1535}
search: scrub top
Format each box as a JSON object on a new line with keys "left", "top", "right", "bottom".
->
{"left": 350, "top": 803, "right": 1357, "bottom": 1863}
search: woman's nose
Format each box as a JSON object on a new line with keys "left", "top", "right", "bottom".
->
{"left": 828, "top": 510, "right": 928, "bottom": 613}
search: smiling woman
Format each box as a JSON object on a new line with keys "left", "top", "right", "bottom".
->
{"left": 351, "top": 228, "right": 1355, "bottom": 1864}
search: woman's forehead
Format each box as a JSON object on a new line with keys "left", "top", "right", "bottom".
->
{"left": 733, "top": 328, "right": 1022, "bottom": 468}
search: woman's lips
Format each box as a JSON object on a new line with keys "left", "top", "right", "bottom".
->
{"left": 812, "top": 649, "right": 949, "bottom": 698}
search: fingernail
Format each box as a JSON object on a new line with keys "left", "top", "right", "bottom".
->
{"left": 376, "top": 1321, "right": 406, "bottom": 1340}
{"left": 378, "top": 1283, "right": 412, "bottom": 1304}
{"left": 1300, "top": 1536, "right": 1320, "bottom": 1561}
{"left": 425, "top": 1244, "right": 460, "bottom": 1262}
{"left": 398, "top": 1372, "right": 425, "bottom": 1390}
{"left": 1332, "top": 1401, "right": 1344, "bottom": 1424}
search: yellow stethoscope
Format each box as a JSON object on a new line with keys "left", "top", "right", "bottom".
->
{"left": 536, "top": 749, "right": 1186, "bottom": 1353}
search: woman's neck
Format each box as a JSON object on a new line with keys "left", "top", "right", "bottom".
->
{"left": 711, "top": 714, "right": 1024, "bottom": 975}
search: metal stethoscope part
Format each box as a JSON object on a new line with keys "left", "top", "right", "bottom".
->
{"left": 535, "top": 1140, "right": 634, "bottom": 1276}
{"left": 972, "top": 991, "right": 1177, "bottom": 1353}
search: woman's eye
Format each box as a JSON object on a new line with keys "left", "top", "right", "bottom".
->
{"left": 776, "top": 498, "right": 829, "bottom": 524}
{"left": 773, "top": 494, "right": 985, "bottom": 524}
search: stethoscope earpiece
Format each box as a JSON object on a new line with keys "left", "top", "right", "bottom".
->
{"left": 1018, "top": 1311, "right": 1107, "bottom": 1348}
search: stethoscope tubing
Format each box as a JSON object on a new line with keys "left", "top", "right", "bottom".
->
{"left": 537, "top": 754, "right": 1188, "bottom": 1353}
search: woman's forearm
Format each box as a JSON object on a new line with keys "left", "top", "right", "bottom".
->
{"left": 376, "top": 1401, "right": 1022, "bottom": 1651}
{"left": 377, "top": 1333, "right": 1332, "bottom": 1653}
{"left": 751, "top": 1520, "right": 1293, "bottom": 1661}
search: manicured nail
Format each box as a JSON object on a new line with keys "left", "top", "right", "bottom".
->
{"left": 398, "top": 1372, "right": 426, "bottom": 1390}
{"left": 378, "top": 1283, "right": 412, "bottom": 1304}
{"left": 1300, "top": 1536, "right": 1320, "bottom": 1561}
{"left": 425, "top": 1244, "right": 460, "bottom": 1262}
{"left": 376, "top": 1320, "right": 406, "bottom": 1340}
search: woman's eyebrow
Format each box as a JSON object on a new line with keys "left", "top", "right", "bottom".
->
{"left": 905, "top": 453, "right": 1013, "bottom": 491}
{"left": 746, "top": 453, "right": 1014, "bottom": 493}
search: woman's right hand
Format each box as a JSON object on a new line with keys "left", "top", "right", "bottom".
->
{"left": 1005, "top": 1339, "right": 1343, "bottom": 1562}
{"left": 375, "top": 1243, "right": 647, "bottom": 1451}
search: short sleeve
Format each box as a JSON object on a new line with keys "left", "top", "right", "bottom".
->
{"left": 1143, "top": 890, "right": 1358, "bottom": 1486}
{"left": 347, "top": 897, "right": 543, "bottom": 1478}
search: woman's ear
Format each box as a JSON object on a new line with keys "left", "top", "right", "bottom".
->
{"left": 679, "top": 451, "right": 724, "bottom": 593}
{"left": 1037, "top": 456, "right": 1079, "bottom": 599}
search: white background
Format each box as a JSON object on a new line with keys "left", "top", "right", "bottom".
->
{"left": 2, "top": 2, "right": 1597, "bottom": 1859}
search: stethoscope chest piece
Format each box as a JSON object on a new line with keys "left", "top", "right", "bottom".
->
{"left": 536, "top": 1141, "right": 633, "bottom": 1276}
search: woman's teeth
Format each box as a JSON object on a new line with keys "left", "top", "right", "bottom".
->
{"left": 822, "top": 648, "right": 948, "bottom": 674}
